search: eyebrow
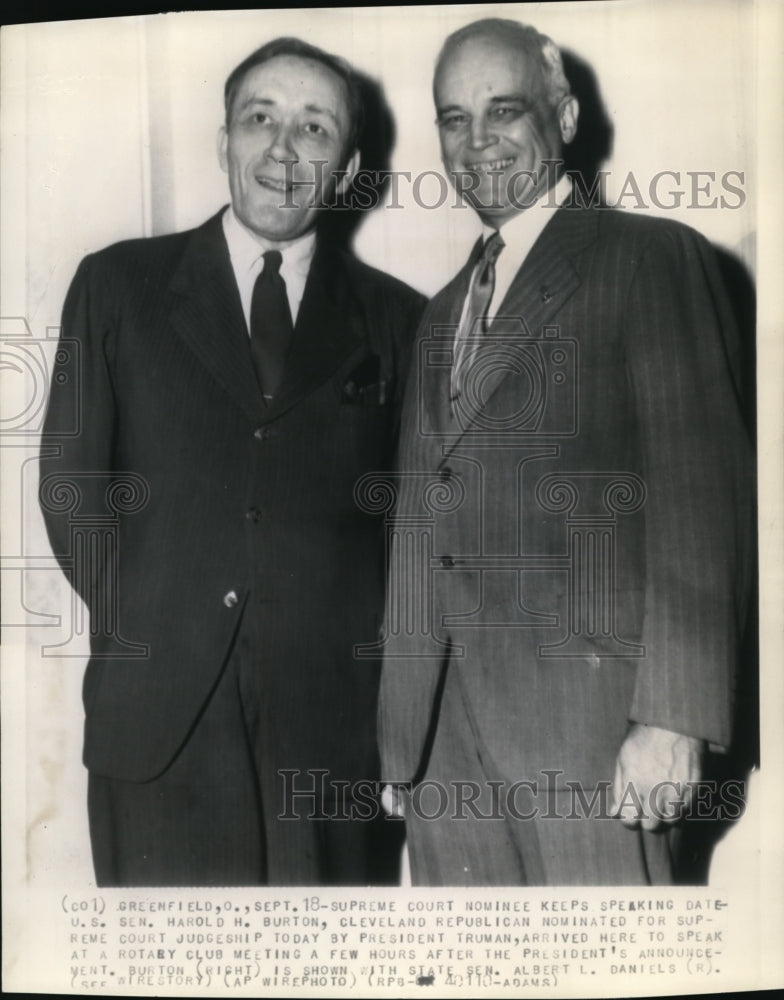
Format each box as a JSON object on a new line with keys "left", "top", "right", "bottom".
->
{"left": 435, "top": 104, "right": 468, "bottom": 119}
{"left": 489, "top": 94, "right": 532, "bottom": 105}
{"left": 303, "top": 103, "right": 340, "bottom": 127}
{"left": 436, "top": 94, "right": 532, "bottom": 117}
{"left": 235, "top": 96, "right": 339, "bottom": 127}
{"left": 235, "top": 96, "right": 276, "bottom": 116}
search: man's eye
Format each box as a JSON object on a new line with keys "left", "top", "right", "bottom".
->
{"left": 438, "top": 114, "right": 469, "bottom": 131}
{"left": 489, "top": 105, "right": 524, "bottom": 121}
{"left": 247, "top": 112, "right": 271, "bottom": 126}
{"left": 303, "top": 122, "right": 327, "bottom": 136}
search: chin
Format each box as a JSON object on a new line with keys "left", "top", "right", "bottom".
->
{"left": 463, "top": 175, "right": 513, "bottom": 213}
{"left": 247, "top": 210, "right": 305, "bottom": 243}
{"left": 465, "top": 192, "right": 512, "bottom": 221}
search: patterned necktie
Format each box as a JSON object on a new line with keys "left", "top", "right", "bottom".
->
{"left": 250, "top": 250, "right": 294, "bottom": 403}
{"left": 451, "top": 230, "right": 505, "bottom": 401}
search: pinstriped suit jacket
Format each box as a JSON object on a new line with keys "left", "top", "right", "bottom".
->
{"left": 378, "top": 204, "right": 754, "bottom": 791}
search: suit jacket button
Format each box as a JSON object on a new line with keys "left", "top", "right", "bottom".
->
{"left": 441, "top": 556, "right": 455, "bottom": 568}
{"left": 245, "top": 507, "right": 261, "bottom": 522}
{"left": 254, "top": 427, "right": 267, "bottom": 440}
{"left": 223, "top": 590, "right": 239, "bottom": 608}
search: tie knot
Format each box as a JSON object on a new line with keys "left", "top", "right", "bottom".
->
{"left": 482, "top": 231, "right": 504, "bottom": 264}
{"left": 262, "top": 250, "right": 283, "bottom": 275}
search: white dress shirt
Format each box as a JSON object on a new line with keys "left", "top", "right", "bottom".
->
{"left": 484, "top": 173, "right": 572, "bottom": 316}
{"left": 222, "top": 206, "right": 316, "bottom": 331}
{"left": 450, "top": 175, "right": 572, "bottom": 400}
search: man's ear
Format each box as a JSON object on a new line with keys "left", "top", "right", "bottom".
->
{"left": 217, "top": 125, "right": 229, "bottom": 173}
{"left": 336, "top": 148, "right": 360, "bottom": 195}
{"left": 558, "top": 95, "right": 579, "bottom": 145}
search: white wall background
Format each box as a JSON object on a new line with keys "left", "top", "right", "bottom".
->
{"left": 1, "top": 1, "right": 762, "bottom": 888}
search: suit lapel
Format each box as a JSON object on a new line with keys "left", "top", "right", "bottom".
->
{"left": 442, "top": 206, "right": 598, "bottom": 455}
{"left": 265, "top": 242, "right": 365, "bottom": 420}
{"left": 494, "top": 203, "right": 598, "bottom": 330}
{"left": 169, "top": 210, "right": 267, "bottom": 426}
{"left": 169, "top": 219, "right": 366, "bottom": 426}
{"left": 422, "top": 241, "right": 482, "bottom": 440}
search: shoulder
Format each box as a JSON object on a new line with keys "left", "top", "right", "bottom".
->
{"left": 80, "top": 209, "right": 228, "bottom": 279}
{"left": 331, "top": 247, "right": 427, "bottom": 315}
{"left": 587, "top": 205, "right": 715, "bottom": 260}
{"left": 539, "top": 204, "right": 721, "bottom": 291}
{"left": 62, "top": 214, "right": 227, "bottom": 330}
{"left": 65, "top": 213, "right": 229, "bottom": 322}
{"left": 85, "top": 222, "right": 205, "bottom": 273}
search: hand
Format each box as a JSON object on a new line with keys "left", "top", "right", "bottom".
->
{"left": 381, "top": 783, "right": 405, "bottom": 818}
{"left": 611, "top": 723, "right": 703, "bottom": 831}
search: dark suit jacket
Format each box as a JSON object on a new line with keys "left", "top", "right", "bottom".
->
{"left": 40, "top": 210, "right": 425, "bottom": 797}
{"left": 378, "top": 205, "right": 754, "bottom": 795}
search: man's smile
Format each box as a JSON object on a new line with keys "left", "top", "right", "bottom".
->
{"left": 254, "top": 173, "right": 293, "bottom": 192}
{"left": 465, "top": 156, "right": 516, "bottom": 173}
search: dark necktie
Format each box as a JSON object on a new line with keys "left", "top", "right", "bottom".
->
{"left": 249, "top": 250, "right": 294, "bottom": 403}
{"left": 451, "top": 230, "right": 505, "bottom": 400}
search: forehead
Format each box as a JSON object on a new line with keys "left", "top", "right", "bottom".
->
{"left": 435, "top": 33, "right": 545, "bottom": 103}
{"left": 233, "top": 54, "right": 351, "bottom": 120}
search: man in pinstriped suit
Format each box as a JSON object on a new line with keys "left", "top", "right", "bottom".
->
{"left": 377, "top": 18, "right": 754, "bottom": 884}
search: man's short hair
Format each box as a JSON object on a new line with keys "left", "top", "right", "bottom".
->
{"left": 434, "top": 18, "right": 571, "bottom": 108}
{"left": 223, "top": 36, "right": 364, "bottom": 156}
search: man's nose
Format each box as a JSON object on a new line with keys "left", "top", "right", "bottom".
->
{"left": 266, "top": 123, "right": 297, "bottom": 163}
{"left": 467, "top": 116, "right": 497, "bottom": 151}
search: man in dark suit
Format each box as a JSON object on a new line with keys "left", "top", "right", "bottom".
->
{"left": 377, "top": 18, "right": 754, "bottom": 885}
{"left": 39, "top": 37, "right": 424, "bottom": 886}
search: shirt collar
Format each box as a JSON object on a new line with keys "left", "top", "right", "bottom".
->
{"left": 222, "top": 205, "right": 316, "bottom": 277}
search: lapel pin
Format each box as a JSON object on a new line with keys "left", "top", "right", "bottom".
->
{"left": 540, "top": 286, "right": 553, "bottom": 303}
